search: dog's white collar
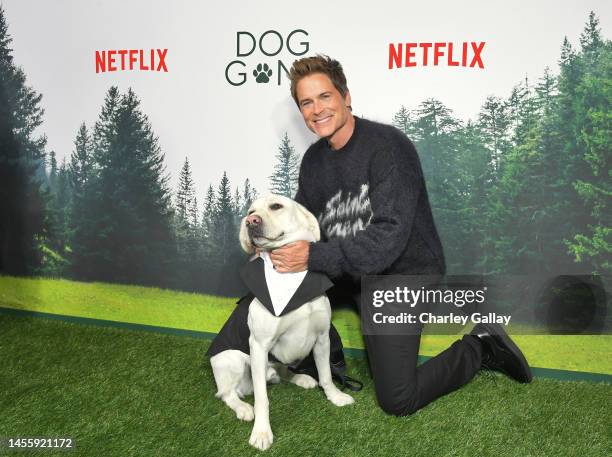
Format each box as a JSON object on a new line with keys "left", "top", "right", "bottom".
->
{"left": 260, "top": 251, "right": 308, "bottom": 316}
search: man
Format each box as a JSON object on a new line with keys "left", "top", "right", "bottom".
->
{"left": 270, "top": 55, "right": 532, "bottom": 416}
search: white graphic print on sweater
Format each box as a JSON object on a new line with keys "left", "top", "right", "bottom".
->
{"left": 318, "top": 184, "right": 373, "bottom": 239}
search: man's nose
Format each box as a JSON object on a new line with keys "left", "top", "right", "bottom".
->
{"left": 312, "top": 99, "right": 323, "bottom": 115}
{"left": 246, "top": 214, "right": 262, "bottom": 227}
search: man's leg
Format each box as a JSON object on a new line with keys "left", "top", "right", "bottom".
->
{"left": 357, "top": 281, "right": 483, "bottom": 416}
{"left": 363, "top": 330, "right": 482, "bottom": 416}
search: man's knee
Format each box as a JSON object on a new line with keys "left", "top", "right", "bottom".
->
{"left": 376, "top": 389, "right": 419, "bottom": 417}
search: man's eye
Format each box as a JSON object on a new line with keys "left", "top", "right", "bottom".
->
{"left": 269, "top": 203, "right": 283, "bottom": 211}
{"left": 301, "top": 101, "right": 311, "bottom": 107}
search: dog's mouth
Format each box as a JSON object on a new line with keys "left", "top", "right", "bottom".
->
{"left": 250, "top": 232, "right": 285, "bottom": 247}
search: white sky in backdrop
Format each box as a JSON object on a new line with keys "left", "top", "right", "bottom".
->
{"left": 3, "top": 0, "right": 611, "bottom": 199}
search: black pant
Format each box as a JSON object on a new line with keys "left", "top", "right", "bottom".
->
{"left": 330, "top": 282, "right": 483, "bottom": 416}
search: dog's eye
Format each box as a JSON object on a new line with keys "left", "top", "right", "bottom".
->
{"left": 247, "top": 210, "right": 255, "bottom": 215}
{"left": 269, "top": 203, "right": 283, "bottom": 211}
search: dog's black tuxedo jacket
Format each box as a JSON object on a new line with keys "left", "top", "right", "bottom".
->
{"left": 206, "top": 257, "right": 335, "bottom": 359}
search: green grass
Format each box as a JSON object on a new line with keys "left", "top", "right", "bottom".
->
{"left": 1, "top": 275, "right": 611, "bottom": 375}
{"left": 0, "top": 314, "right": 610, "bottom": 457}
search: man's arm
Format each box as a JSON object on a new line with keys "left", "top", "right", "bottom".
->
{"left": 294, "top": 172, "right": 309, "bottom": 209}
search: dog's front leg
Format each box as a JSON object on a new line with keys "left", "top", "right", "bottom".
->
{"left": 248, "top": 336, "right": 274, "bottom": 450}
{"left": 313, "top": 331, "right": 355, "bottom": 407}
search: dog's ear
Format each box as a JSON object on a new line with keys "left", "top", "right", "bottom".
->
{"left": 239, "top": 217, "right": 255, "bottom": 254}
{"left": 295, "top": 202, "right": 321, "bottom": 241}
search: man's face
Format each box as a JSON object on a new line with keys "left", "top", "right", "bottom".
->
{"left": 295, "top": 73, "right": 352, "bottom": 142}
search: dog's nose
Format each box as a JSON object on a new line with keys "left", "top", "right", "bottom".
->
{"left": 246, "top": 214, "right": 262, "bottom": 227}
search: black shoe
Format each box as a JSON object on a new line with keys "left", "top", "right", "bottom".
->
{"left": 470, "top": 323, "right": 533, "bottom": 383}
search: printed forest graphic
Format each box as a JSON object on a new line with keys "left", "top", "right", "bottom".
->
{"left": 0, "top": 7, "right": 609, "bottom": 297}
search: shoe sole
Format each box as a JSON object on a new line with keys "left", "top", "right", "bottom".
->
{"left": 480, "top": 322, "right": 533, "bottom": 383}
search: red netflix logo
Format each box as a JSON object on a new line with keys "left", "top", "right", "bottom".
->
{"left": 95, "top": 49, "right": 168, "bottom": 73}
{"left": 388, "top": 42, "right": 485, "bottom": 69}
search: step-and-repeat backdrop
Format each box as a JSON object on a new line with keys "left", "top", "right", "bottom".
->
{"left": 1, "top": 1, "right": 610, "bottom": 335}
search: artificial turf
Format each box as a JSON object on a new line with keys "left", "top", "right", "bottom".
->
{"left": 1, "top": 314, "right": 610, "bottom": 457}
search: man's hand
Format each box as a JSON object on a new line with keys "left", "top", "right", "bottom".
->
{"left": 270, "top": 241, "right": 310, "bottom": 273}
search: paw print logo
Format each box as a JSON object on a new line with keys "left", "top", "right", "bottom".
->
{"left": 253, "top": 63, "right": 273, "bottom": 83}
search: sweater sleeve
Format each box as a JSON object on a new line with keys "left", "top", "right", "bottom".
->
{"left": 307, "top": 137, "right": 423, "bottom": 279}
{"left": 294, "top": 149, "right": 311, "bottom": 208}
{"left": 294, "top": 176, "right": 309, "bottom": 208}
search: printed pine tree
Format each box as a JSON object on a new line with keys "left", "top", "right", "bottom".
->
{"left": 189, "top": 195, "right": 199, "bottom": 234}
{"left": 69, "top": 123, "right": 92, "bottom": 194}
{"left": 202, "top": 184, "right": 215, "bottom": 240}
{"left": 209, "top": 172, "right": 235, "bottom": 264}
{"left": 269, "top": 132, "right": 300, "bottom": 198}
{"left": 534, "top": 67, "right": 557, "bottom": 116}
{"left": 91, "top": 86, "right": 120, "bottom": 172}
{"left": 174, "top": 157, "right": 200, "bottom": 258}
{"left": 392, "top": 105, "right": 416, "bottom": 138}
{"left": 242, "top": 178, "right": 257, "bottom": 214}
{"left": 70, "top": 89, "right": 119, "bottom": 279}
{"left": 579, "top": 11, "right": 604, "bottom": 60}
{"left": 71, "top": 87, "right": 176, "bottom": 285}
{"left": 478, "top": 95, "right": 510, "bottom": 172}
{"left": 47, "top": 158, "right": 72, "bottom": 255}
{"left": 565, "top": 12, "right": 611, "bottom": 273}
{"left": 0, "top": 7, "right": 46, "bottom": 162}
{"left": 233, "top": 186, "right": 242, "bottom": 215}
{"left": 48, "top": 150, "right": 58, "bottom": 190}
{"left": 175, "top": 157, "right": 195, "bottom": 229}
{"left": 0, "top": 5, "right": 47, "bottom": 274}
{"left": 411, "top": 98, "right": 465, "bottom": 271}
{"left": 69, "top": 122, "right": 95, "bottom": 276}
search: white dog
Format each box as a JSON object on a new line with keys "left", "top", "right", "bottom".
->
{"left": 207, "top": 194, "right": 354, "bottom": 451}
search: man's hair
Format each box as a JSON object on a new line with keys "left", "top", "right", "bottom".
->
{"left": 288, "top": 54, "right": 349, "bottom": 106}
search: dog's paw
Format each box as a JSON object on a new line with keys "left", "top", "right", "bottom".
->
{"left": 249, "top": 425, "right": 274, "bottom": 450}
{"left": 291, "top": 373, "right": 318, "bottom": 389}
{"left": 266, "top": 367, "right": 280, "bottom": 384}
{"left": 328, "top": 390, "right": 355, "bottom": 407}
{"left": 235, "top": 403, "right": 254, "bottom": 421}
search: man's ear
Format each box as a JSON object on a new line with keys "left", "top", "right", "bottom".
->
{"left": 295, "top": 202, "right": 320, "bottom": 241}
{"left": 239, "top": 217, "right": 255, "bottom": 254}
{"left": 344, "top": 90, "right": 352, "bottom": 109}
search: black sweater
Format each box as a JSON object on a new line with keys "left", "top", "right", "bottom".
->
{"left": 295, "top": 116, "right": 446, "bottom": 282}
